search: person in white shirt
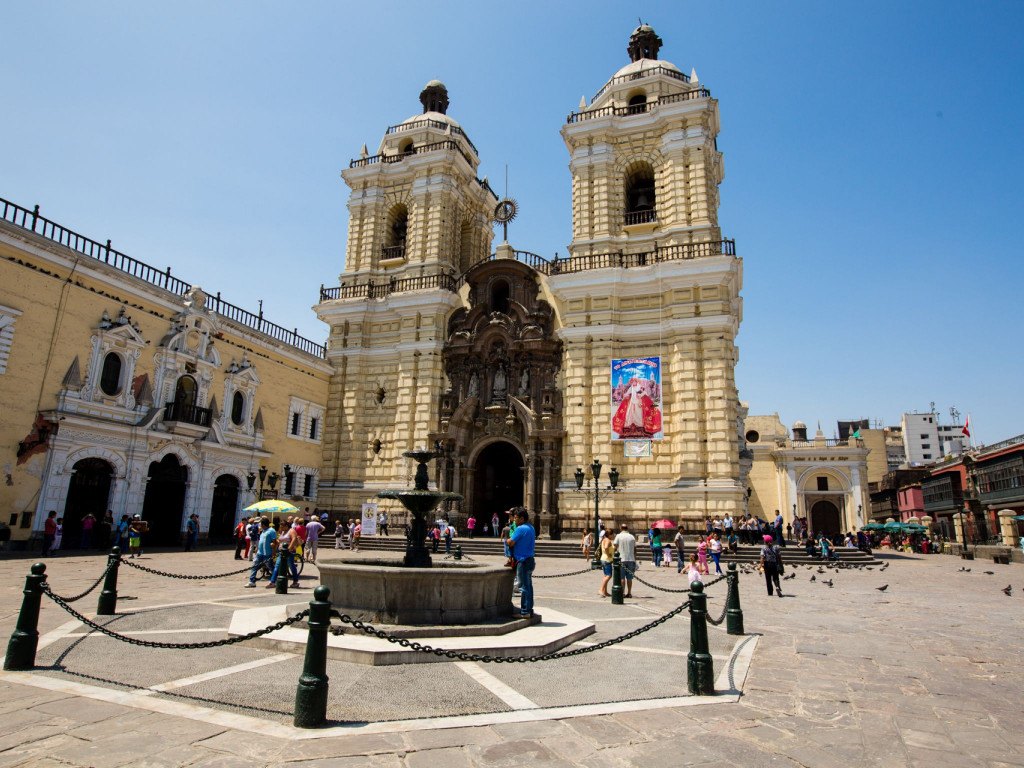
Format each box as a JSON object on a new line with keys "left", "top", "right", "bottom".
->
{"left": 613, "top": 524, "right": 637, "bottom": 598}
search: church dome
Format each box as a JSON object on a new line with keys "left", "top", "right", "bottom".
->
{"left": 400, "top": 110, "right": 461, "bottom": 129}
{"left": 793, "top": 421, "right": 807, "bottom": 429}
{"left": 612, "top": 57, "right": 682, "bottom": 80}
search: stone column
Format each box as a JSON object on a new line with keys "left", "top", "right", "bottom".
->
{"left": 523, "top": 453, "right": 534, "bottom": 516}
{"left": 998, "top": 509, "right": 1018, "bottom": 547}
{"left": 541, "top": 454, "right": 553, "bottom": 537}
{"left": 953, "top": 512, "right": 966, "bottom": 548}
{"left": 920, "top": 515, "right": 933, "bottom": 531}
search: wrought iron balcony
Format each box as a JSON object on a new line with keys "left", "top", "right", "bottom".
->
{"left": 567, "top": 88, "right": 711, "bottom": 124}
{"left": 624, "top": 209, "right": 657, "bottom": 225}
{"left": 163, "top": 401, "right": 212, "bottom": 427}
{"left": 380, "top": 244, "right": 406, "bottom": 261}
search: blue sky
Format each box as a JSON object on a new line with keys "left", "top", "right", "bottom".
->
{"left": 2, "top": 1, "right": 1022, "bottom": 444}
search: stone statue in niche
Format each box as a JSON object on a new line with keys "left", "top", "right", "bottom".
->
{"left": 492, "top": 366, "right": 507, "bottom": 402}
{"left": 518, "top": 369, "right": 530, "bottom": 395}
{"left": 468, "top": 372, "right": 480, "bottom": 398}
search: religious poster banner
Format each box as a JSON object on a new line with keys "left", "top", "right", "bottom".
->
{"left": 611, "top": 356, "right": 664, "bottom": 441}
{"left": 360, "top": 502, "right": 378, "bottom": 536}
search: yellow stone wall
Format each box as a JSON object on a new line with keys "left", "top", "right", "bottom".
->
{"left": 0, "top": 221, "right": 330, "bottom": 541}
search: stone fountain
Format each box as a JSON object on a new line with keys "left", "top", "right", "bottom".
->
{"left": 316, "top": 449, "right": 517, "bottom": 625}
{"left": 229, "top": 449, "right": 595, "bottom": 663}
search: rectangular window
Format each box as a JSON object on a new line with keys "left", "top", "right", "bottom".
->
{"left": 291, "top": 412, "right": 300, "bottom": 436}
{"left": 284, "top": 471, "right": 295, "bottom": 496}
{"left": 921, "top": 443, "right": 930, "bottom": 449}
{"left": 303, "top": 474, "right": 313, "bottom": 497}
{"left": 0, "top": 306, "right": 21, "bottom": 375}
{"left": 309, "top": 417, "right": 318, "bottom": 441}
{"left": 920, "top": 434, "right": 928, "bottom": 439}
{"left": 817, "top": 476, "right": 829, "bottom": 491}
{"left": 923, "top": 453, "right": 932, "bottom": 459}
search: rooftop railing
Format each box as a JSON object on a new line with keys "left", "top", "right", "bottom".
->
{"left": 385, "top": 119, "right": 479, "bottom": 156}
{"left": 567, "top": 88, "right": 711, "bottom": 124}
{"left": 0, "top": 196, "right": 327, "bottom": 358}
{"left": 349, "top": 139, "right": 475, "bottom": 169}
{"left": 590, "top": 65, "right": 691, "bottom": 104}
{"left": 318, "top": 239, "right": 736, "bottom": 302}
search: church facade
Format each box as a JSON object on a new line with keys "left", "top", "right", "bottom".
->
{"left": 316, "top": 26, "right": 746, "bottom": 537}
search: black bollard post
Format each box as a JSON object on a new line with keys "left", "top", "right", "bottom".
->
{"left": 275, "top": 550, "right": 289, "bottom": 595}
{"left": 294, "top": 585, "right": 331, "bottom": 728}
{"left": 454, "top": 544, "right": 462, "bottom": 561}
{"left": 687, "top": 581, "right": 715, "bottom": 695}
{"left": 4, "top": 563, "right": 47, "bottom": 671}
{"left": 611, "top": 551, "right": 624, "bottom": 605}
{"left": 725, "top": 562, "right": 744, "bottom": 635}
{"left": 96, "top": 546, "right": 121, "bottom": 616}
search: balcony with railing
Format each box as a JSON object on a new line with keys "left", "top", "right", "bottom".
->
{"left": 624, "top": 209, "right": 657, "bottom": 226}
{"left": 384, "top": 119, "right": 479, "bottom": 157}
{"left": 163, "top": 401, "right": 212, "bottom": 432}
{"left": 380, "top": 244, "right": 406, "bottom": 262}
{"left": 567, "top": 88, "right": 711, "bottom": 124}
{"left": 0, "top": 196, "right": 327, "bottom": 358}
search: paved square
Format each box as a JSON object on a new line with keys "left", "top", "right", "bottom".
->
{"left": 1, "top": 548, "right": 1022, "bottom": 766}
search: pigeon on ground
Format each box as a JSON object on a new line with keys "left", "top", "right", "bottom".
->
{"left": 880, "top": 563, "right": 889, "bottom": 570}
{"left": 875, "top": 584, "right": 888, "bottom": 592}
{"left": 958, "top": 566, "right": 968, "bottom": 572}
{"left": 1002, "top": 585, "right": 1012, "bottom": 596}
{"left": 817, "top": 567, "right": 826, "bottom": 574}
{"left": 983, "top": 571, "right": 995, "bottom": 575}
{"left": 823, "top": 579, "right": 834, "bottom": 588}
{"left": 964, "top": 568, "right": 971, "bottom": 572}
{"left": 810, "top": 575, "right": 816, "bottom": 582}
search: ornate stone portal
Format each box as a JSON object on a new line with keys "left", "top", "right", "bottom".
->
{"left": 431, "top": 258, "right": 564, "bottom": 538}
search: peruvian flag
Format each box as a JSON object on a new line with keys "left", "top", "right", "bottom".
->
{"left": 962, "top": 416, "right": 971, "bottom": 438}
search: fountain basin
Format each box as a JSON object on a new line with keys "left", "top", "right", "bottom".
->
{"left": 318, "top": 556, "right": 515, "bottom": 625}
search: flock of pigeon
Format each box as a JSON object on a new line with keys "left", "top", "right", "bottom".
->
{"left": 733, "top": 559, "right": 1018, "bottom": 597}
{"left": 958, "top": 565, "right": 1015, "bottom": 596}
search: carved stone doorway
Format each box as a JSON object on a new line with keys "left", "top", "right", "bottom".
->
{"left": 810, "top": 500, "right": 842, "bottom": 537}
{"left": 472, "top": 441, "right": 524, "bottom": 530}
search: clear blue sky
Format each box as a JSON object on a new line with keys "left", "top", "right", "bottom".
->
{"left": 3, "top": 1, "right": 1022, "bottom": 444}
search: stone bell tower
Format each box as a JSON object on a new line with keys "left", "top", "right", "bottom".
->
{"left": 552, "top": 25, "right": 745, "bottom": 529}
{"left": 316, "top": 81, "right": 497, "bottom": 514}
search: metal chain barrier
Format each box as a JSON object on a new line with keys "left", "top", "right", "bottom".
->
{"left": 535, "top": 565, "right": 596, "bottom": 579}
{"left": 120, "top": 557, "right": 257, "bottom": 580}
{"left": 47, "top": 557, "right": 118, "bottom": 604}
{"left": 705, "top": 578, "right": 732, "bottom": 626}
{"left": 330, "top": 599, "right": 691, "bottom": 663}
{"left": 632, "top": 571, "right": 728, "bottom": 593}
{"left": 42, "top": 584, "right": 309, "bottom": 649}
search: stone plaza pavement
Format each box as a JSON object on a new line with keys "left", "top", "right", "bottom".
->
{"left": 0, "top": 544, "right": 1022, "bottom": 767}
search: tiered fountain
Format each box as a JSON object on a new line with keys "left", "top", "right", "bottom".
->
{"left": 317, "top": 449, "right": 516, "bottom": 625}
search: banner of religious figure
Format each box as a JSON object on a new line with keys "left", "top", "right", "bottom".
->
{"left": 611, "top": 356, "right": 663, "bottom": 441}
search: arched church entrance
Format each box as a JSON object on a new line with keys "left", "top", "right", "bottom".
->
{"left": 63, "top": 458, "right": 113, "bottom": 549}
{"left": 141, "top": 454, "right": 188, "bottom": 547}
{"left": 810, "top": 500, "right": 842, "bottom": 537}
{"left": 473, "top": 441, "right": 523, "bottom": 530}
{"left": 209, "top": 474, "right": 240, "bottom": 545}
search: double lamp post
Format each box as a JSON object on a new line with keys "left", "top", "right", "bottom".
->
{"left": 575, "top": 458, "right": 620, "bottom": 570}
{"left": 247, "top": 464, "right": 289, "bottom": 501}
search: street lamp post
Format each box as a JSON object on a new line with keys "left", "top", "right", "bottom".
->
{"left": 575, "top": 459, "right": 620, "bottom": 569}
{"left": 246, "top": 465, "right": 280, "bottom": 504}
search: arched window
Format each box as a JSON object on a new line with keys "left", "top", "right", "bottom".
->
{"left": 383, "top": 204, "right": 408, "bottom": 261}
{"left": 490, "top": 280, "right": 510, "bottom": 315}
{"left": 99, "top": 352, "right": 122, "bottom": 396}
{"left": 174, "top": 375, "right": 197, "bottom": 409}
{"left": 399, "top": 139, "right": 415, "bottom": 155}
{"left": 231, "top": 391, "right": 245, "bottom": 426}
{"left": 624, "top": 162, "right": 656, "bottom": 225}
{"left": 626, "top": 92, "right": 648, "bottom": 115}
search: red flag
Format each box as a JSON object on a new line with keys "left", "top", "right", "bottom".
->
{"left": 962, "top": 416, "right": 971, "bottom": 438}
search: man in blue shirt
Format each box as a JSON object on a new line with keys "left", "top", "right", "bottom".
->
{"left": 508, "top": 507, "right": 536, "bottom": 617}
{"left": 245, "top": 517, "right": 277, "bottom": 587}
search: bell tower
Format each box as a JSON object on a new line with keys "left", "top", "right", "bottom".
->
{"left": 316, "top": 82, "right": 496, "bottom": 516}
{"left": 552, "top": 26, "right": 745, "bottom": 529}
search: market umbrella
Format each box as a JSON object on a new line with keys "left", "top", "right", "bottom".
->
{"left": 904, "top": 523, "right": 928, "bottom": 533}
{"left": 861, "top": 522, "right": 886, "bottom": 531}
{"left": 883, "top": 521, "right": 904, "bottom": 531}
{"left": 244, "top": 499, "right": 299, "bottom": 514}
{"left": 1012, "top": 515, "right": 1024, "bottom": 521}
{"left": 650, "top": 519, "right": 678, "bottom": 530}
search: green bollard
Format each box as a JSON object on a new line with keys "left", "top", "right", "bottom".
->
{"left": 96, "top": 546, "right": 121, "bottom": 616}
{"left": 4, "top": 563, "right": 47, "bottom": 671}
{"left": 687, "top": 581, "right": 715, "bottom": 695}
{"left": 454, "top": 544, "right": 462, "bottom": 561}
{"left": 725, "top": 563, "right": 744, "bottom": 636}
{"left": 275, "top": 550, "right": 289, "bottom": 595}
{"left": 611, "top": 552, "right": 624, "bottom": 605}
{"left": 294, "top": 585, "right": 332, "bottom": 728}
